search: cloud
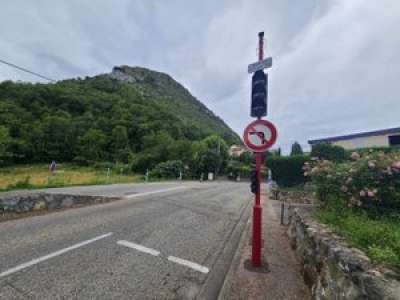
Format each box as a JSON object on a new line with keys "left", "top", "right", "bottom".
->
{"left": 0, "top": 0, "right": 399, "bottom": 153}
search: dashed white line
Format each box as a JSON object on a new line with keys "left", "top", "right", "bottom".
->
{"left": 124, "top": 186, "right": 188, "bottom": 199}
{"left": 167, "top": 256, "right": 209, "bottom": 274}
{"left": 116, "top": 240, "right": 209, "bottom": 274}
{"left": 117, "top": 240, "right": 160, "bottom": 256}
{"left": 0, "top": 232, "right": 113, "bottom": 279}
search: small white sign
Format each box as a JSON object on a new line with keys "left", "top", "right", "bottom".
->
{"left": 248, "top": 57, "right": 272, "bottom": 74}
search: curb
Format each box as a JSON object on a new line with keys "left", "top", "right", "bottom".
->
{"left": 216, "top": 205, "right": 252, "bottom": 300}
{"left": 195, "top": 198, "right": 252, "bottom": 300}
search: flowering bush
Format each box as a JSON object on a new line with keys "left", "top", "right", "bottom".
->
{"left": 304, "top": 150, "right": 400, "bottom": 215}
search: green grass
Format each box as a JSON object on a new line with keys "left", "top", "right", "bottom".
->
{"left": 0, "top": 164, "right": 141, "bottom": 192}
{"left": 314, "top": 209, "right": 400, "bottom": 270}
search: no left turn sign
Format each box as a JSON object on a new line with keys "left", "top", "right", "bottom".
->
{"left": 243, "top": 119, "right": 277, "bottom": 152}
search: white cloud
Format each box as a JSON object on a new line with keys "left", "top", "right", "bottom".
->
{"left": 0, "top": 0, "right": 399, "bottom": 153}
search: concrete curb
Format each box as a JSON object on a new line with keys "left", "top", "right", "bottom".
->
{"left": 195, "top": 198, "right": 252, "bottom": 300}
{"left": 216, "top": 205, "right": 252, "bottom": 300}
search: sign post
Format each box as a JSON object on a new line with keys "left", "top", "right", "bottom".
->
{"left": 245, "top": 32, "right": 277, "bottom": 267}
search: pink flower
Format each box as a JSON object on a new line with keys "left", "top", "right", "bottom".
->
{"left": 351, "top": 152, "right": 360, "bottom": 160}
{"left": 368, "top": 160, "right": 376, "bottom": 168}
{"left": 360, "top": 190, "right": 366, "bottom": 197}
{"left": 311, "top": 167, "right": 319, "bottom": 174}
{"left": 392, "top": 161, "right": 400, "bottom": 169}
{"left": 304, "top": 172, "right": 309, "bottom": 177}
{"left": 340, "top": 185, "right": 348, "bottom": 192}
{"left": 367, "top": 190, "right": 375, "bottom": 197}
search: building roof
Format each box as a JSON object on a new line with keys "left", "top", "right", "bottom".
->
{"left": 308, "top": 127, "right": 400, "bottom": 144}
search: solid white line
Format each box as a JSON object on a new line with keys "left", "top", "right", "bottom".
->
{"left": 124, "top": 186, "right": 188, "bottom": 199}
{"left": 117, "top": 240, "right": 160, "bottom": 256}
{"left": 167, "top": 256, "right": 209, "bottom": 274}
{"left": 0, "top": 232, "right": 113, "bottom": 278}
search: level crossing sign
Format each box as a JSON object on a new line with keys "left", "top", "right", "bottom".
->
{"left": 243, "top": 119, "right": 277, "bottom": 152}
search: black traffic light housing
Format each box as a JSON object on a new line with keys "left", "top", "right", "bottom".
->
{"left": 250, "top": 169, "right": 259, "bottom": 194}
{"left": 251, "top": 70, "right": 268, "bottom": 118}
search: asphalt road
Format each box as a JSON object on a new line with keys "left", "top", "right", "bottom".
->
{"left": 0, "top": 181, "right": 251, "bottom": 299}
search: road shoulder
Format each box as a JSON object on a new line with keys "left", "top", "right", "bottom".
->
{"left": 217, "top": 197, "right": 311, "bottom": 300}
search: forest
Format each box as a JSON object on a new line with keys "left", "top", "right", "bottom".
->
{"left": 0, "top": 67, "right": 241, "bottom": 177}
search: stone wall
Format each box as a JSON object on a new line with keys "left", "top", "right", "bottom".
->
{"left": 287, "top": 208, "right": 400, "bottom": 300}
{"left": 0, "top": 192, "right": 119, "bottom": 215}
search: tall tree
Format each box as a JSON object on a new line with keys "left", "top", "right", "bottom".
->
{"left": 290, "top": 142, "right": 303, "bottom": 156}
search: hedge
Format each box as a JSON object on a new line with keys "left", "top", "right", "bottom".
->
{"left": 265, "top": 155, "right": 309, "bottom": 187}
{"left": 310, "top": 142, "right": 347, "bottom": 161}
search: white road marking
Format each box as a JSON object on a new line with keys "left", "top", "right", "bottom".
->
{"left": 124, "top": 186, "right": 188, "bottom": 199}
{"left": 167, "top": 256, "right": 209, "bottom": 274}
{"left": 0, "top": 232, "right": 113, "bottom": 279}
{"left": 117, "top": 240, "right": 160, "bottom": 256}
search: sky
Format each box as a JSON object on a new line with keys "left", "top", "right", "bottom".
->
{"left": 0, "top": 0, "right": 399, "bottom": 153}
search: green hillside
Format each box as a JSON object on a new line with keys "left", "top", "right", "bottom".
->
{"left": 0, "top": 66, "right": 240, "bottom": 172}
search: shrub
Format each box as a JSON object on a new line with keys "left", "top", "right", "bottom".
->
{"left": 150, "top": 160, "right": 184, "bottom": 179}
{"left": 265, "top": 155, "right": 309, "bottom": 187}
{"left": 304, "top": 151, "right": 400, "bottom": 215}
{"left": 311, "top": 142, "right": 347, "bottom": 161}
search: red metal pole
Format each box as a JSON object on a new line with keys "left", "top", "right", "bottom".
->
{"left": 252, "top": 152, "right": 262, "bottom": 266}
{"left": 252, "top": 32, "right": 265, "bottom": 267}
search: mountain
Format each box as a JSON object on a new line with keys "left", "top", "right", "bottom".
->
{"left": 0, "top": 66, "right": 240, "bottom": 166}
{"left": 108, "top": 66, "right": 239, "bottom": 143}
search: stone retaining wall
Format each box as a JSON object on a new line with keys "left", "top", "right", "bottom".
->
{"left": 287, "top": 207, "right": 400, "bottom": 300}
{"left": 0, "top": 192, "right": 119, "bottom": 214}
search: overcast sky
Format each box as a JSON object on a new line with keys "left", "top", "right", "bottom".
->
{"left": 1, "top": 0, "right": 399, "bottom": 152}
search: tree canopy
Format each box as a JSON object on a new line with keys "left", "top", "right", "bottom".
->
{"left": 0, "top": 68, "right": 239, "bottom": 177}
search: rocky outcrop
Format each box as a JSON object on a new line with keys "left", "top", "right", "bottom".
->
{"left": 287, "top": 208, "right": 400, "bottom": 299}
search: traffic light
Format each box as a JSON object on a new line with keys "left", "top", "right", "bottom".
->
{"left": 251, "top": 70, "right": 267, "bottom": 118}
{"left": 250, "top": 169, "right": 259, "bottom": 194}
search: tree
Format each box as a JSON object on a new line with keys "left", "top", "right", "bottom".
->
{"left": 191, "top": 135, "right": 228, "bottom": 177}
{"left": 290, "top": 142, "right": 303, "bottom": 156}
{"left": 110, "top": 125, "right": 130, "bottom": 162}
{"left": 78, "top": 129, "right": 107, "bottom": 162}
{"left": 0, "top": 126, "right": 12, "bottom": 165}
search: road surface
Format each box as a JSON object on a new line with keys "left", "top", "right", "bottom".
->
{"left": 0, "top": 181, "right": 251, "bottom": 299}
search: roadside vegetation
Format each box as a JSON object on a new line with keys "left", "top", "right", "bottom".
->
{"left": 266, "top": 142, "right": 400, "bottom": 269}
{"left": 304, "top": 144, "right": 400, "bottom": 269}
{"left": 0, "top": 164, "right": 140, "bottom": 192}
{"left": 0, "top": 69, "right": 246, "bottom": 187}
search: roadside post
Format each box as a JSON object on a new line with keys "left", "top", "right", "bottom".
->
{"left": 243, "top": 32, "right": 277, "bottom": 267}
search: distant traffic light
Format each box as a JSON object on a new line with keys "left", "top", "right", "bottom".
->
{"left": 250, "top": 169, "right": 259, "bottom": 194}
{"left": 251, "top": 70, "right": 267, "bottom": 118}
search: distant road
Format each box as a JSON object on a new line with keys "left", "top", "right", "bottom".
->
{"left": 0, "top": 181, "right": 251, "bottom": 299}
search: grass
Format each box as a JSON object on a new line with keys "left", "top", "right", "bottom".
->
{"left": 0, "top": 163, "right": 141, "bottom": 192}
{"left": 314, "top": 209, "right": 400, "bottom": 270}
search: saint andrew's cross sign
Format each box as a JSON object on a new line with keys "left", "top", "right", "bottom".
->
{"left": 243, "top": 119, "right": 277, "bottom": 152}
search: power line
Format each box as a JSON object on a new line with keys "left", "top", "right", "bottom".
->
{"left": 0, "top": 58, "right": 56, "bottom": 82}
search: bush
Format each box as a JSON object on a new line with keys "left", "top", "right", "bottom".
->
{"left": 150, "top": 160, "right": 184, "bottom": 179}
{"left": 265, "top": 155, "right": 309, "bottom": 187}
{"left": 304, "top": 150, "right": 400, "bottom": 215}
{"left": 311, "top": 143, "right": 347, "bottom": 161}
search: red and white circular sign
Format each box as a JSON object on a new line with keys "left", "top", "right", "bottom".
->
{"left": 243, "top": 119, "right": 277, "bottom": 152}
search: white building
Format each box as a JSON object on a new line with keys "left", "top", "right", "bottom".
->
{"left": 308, "top": 127, "right": 400, "bottom": 150}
